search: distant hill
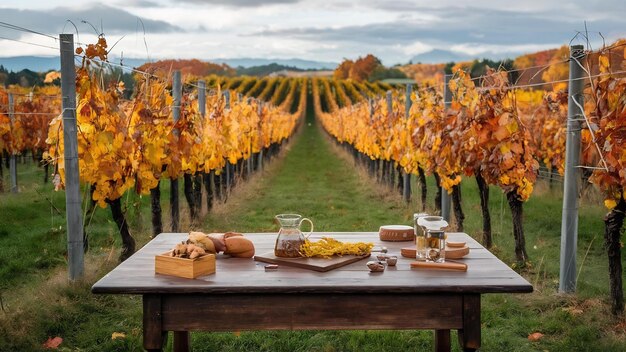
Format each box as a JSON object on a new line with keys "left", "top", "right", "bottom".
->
{"left": 0, "top": 56, "right": 149, "bottom": 72}
{"left": 236, "top": 63, "right": 306, "bottom": 76}
{"left": 212, "top": 58, "right": 337, "bottom": 70}
{"left": 0, "top": 56, "right": 336, "bottom": 73}
{"left": 410, "top": 50, "right": 472, "bottom": 64}
{"left": 0, "top": 56, "right": 59, "bottom": 72}
{"left": 137, "top": 59, "right": 235, "bottom": 77}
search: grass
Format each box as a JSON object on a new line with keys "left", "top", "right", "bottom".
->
{"left": 0, "top": 94, "right": 625, "bottom": 351}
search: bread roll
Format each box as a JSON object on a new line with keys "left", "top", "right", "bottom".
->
{"left": 207, "top": 233, "right": 226, "bottom": 253}
{"left": 188, "top": 232, "right": 216, "bottom": 254}
{"left": 224, "top": 236, "right": 255, "bottom": 258}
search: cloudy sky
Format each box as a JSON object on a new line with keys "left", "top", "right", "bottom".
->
{"left": 0, "top": 0, "right": 624, "bottom": 65}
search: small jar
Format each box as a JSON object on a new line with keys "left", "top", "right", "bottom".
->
{"left": 425, "top": 229, "right": 445, "bottom": 263}
{"left": 413, "top": 213, "right": 429, "bottom": 260}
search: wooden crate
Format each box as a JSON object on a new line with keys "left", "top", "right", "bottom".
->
{"left": 155, "top": 252, "right": 216, "bottom": 279}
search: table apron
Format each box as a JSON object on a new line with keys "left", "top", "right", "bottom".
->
{"left": 154, "top": 293, "right": 467, "bottom": 331}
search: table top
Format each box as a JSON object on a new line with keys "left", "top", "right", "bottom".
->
{"left": 91, "top": 232, "right": 532, "bottom": 295}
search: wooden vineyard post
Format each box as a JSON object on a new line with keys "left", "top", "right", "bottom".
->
{"left": 171, "top": 70, "right": 181, "bottom": 232}
{"left": 223, "top": 90, "right": 232, "bottom": 197}
{"left": 386, "top": 90, "right": 394, "bottom": 187}
{"left": 559, "top": 45, "right": 585, "bottom": 293}
{"left": 403, "top": 84, "right": 412, "bottom": 203}
{"left": 195, "top": 80, "right": 206, "bottom": 213}
{"left": 59, "top": 33, "right": 84, "bottom": 280}
{"left": 198, "top": 79, "right": 206, "bottom": 125}
{"left": 198, "top": 79, "right": 212, "bottom": 212}
{"left": 440, "top": 75, "right": 452, "bottom": 220}
{"left": 368, "top": 98, "right": 376, "bottom": 177}
{"left": 224, "top": 90, "right": 231, "bottom": 110}
{"left": 8, "top": 93, "right": 17, "bottom": 193}
{"left": 366, "top": 98, "right": 378, "bottom": 177}
{"left": 257, "top": 102, "right": 263, "bottom": 171}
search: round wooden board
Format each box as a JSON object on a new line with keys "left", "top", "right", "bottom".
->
{"left": 401, "top": 245, "right": 470, "bottom": 259}
{"left": 446, "top": 241, "right": 466, "bottom": 248}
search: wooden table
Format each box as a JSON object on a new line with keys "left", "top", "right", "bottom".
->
{"left": 92, "top": 232, "right": 532, "bottom": 352}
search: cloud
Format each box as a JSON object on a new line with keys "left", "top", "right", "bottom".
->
{"left": 0, "top": 4, "right": 183, "bottom": 40}
{"left": 250, "top": 6, "right": 622, "bottom": 50}
{"left": 177, "top": 0, "right": 301, "bottom": 7}
{"left": 399, "top": 41, "right": 433, "bottom": 56}
{"left": 123, "top": 0, "right": 161, "bottom": 7}
{"left": 449, "top": 43, "right": 559, "bottom": 57}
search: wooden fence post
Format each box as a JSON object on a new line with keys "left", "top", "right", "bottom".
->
{"left": 60, "top": 33, "right": 84, "bottom": 280}
{"left": 559, "top": 45, "right": 585, "bottom": 293}
{"left": 8, "top": 93, "right": 17, "bottom": 193}
{"left": 170, "top": 70, "right": 181, "bottom": 232}
{"left": 441, "top": 74, "right": 452, "bottom": 221}
{"left": 402, "top": 84, "right": 412, "bottom": 203}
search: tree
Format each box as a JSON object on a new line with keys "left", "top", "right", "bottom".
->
{"left": 47, "top": 36, "right": 136, "bottom": 261}
{"left": 334, "top": 59, "right": 353, "bottom": 80}
{"left": 450, "top": 68, "right": 538, "bottom": 260}
{"left": 368, "top": 66, "right": 407, "bottom": 81}
{"left": 349, "top": 54, "right": 381, "bottom": 81}
{"left": 589, "top": 50, "right": 626, "bottom": 315}
{"left": 137, "top": 59, "right": 235, "bottom": 78}
{"left": 541, "top": 45, "right": 569, "bottom": 90}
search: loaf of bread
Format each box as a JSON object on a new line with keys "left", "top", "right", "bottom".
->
{"left": 224, "top": 236, "right": 255, "bottom": 258}
{"left": 188, "top": 231, "right": 254, "bottom": 258}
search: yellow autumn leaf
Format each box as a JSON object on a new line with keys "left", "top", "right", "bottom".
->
{"left": 111, "top": 332, "right": 126, "bottom": 340}
{"left": 96, "top": 131, "right": 114, "bottom": 152}
{"left": 599, "top": 55, "right": 610, "bottom": 73}
{"left": 505, "top": 121, "right": 518, "bottom": 134}
{"left": 604, "top": 198, "right": 617, "bottom": 209}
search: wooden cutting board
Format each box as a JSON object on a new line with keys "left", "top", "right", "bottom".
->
{"left": 254, "top": 252, "right": 371, "bottom": 272}
{"left": 400, "top": 245, "right": 470, "bottom": 259}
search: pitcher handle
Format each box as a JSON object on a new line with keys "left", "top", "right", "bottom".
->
{"left": 299, "top": 218, "right": 314, "bottom": 238}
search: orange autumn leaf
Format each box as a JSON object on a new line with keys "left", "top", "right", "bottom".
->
{"left": 42, "top": 336, "right": 63, "bottom": 349}
{"left": 494, "top": 126, "right": 509, "bottom": 141}
{"left": 528, "top": 332, "right": 544, "bottom": 342}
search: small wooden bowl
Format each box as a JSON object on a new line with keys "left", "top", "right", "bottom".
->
{"left": 379, "top": 225, "right": 415, "bottom": 242}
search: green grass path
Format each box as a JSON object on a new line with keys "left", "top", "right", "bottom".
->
{"left": 201, "top": 100, "right": 410, "bottom": 235}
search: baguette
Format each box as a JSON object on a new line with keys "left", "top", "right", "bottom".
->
{"left": 410, "top": 261, "right": 467, "bottom": 271}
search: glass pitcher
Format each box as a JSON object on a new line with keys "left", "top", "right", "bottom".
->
{"left": 274, "top": 214, "right": 314, "bottom": 258}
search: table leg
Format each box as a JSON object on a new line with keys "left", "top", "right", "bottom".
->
{"left": 458, "top": 294, "right": 481, "bottom": 351}
{"left": 144, "top": 294, "right": 166, "bottom": 351}
{"left": 173, "top": 331, "right": 191, "bottom": 352}
{"left": 435, "top": 329, "right": 451, "bottom": 352}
